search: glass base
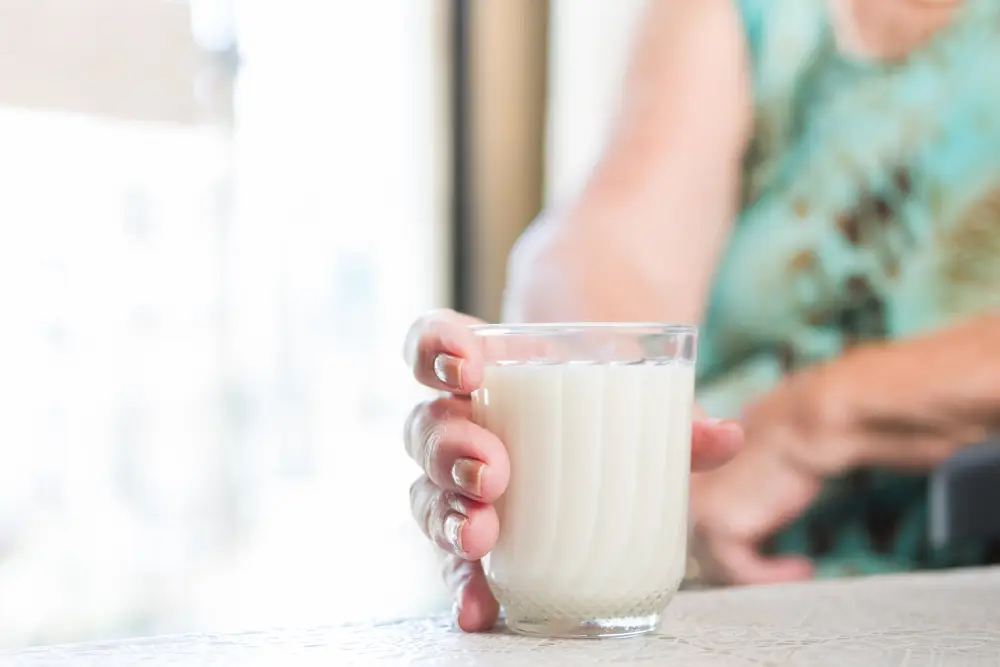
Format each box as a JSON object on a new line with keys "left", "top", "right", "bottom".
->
{"left": 505, "top": 613, "right": 661, "bottom": 639}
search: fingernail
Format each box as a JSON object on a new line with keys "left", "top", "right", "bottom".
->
{"left": 434, "top": 354, "right": 464, "bottom": 391}
{"left": 444, "top": 512, "right": 468, "bottom": 557}
{"left": 451, "top": 458, "right": 485, "bottom": 499}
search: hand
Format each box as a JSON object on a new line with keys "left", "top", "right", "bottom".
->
{"left": 403, "top": 309, "right": 745, "bottom": 632}
{"left": 689, "top": 372, "right": 828, "bottom": 587}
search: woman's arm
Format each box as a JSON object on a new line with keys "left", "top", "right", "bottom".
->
{"left": 502, "top": 0, "right": 752, "bottom": 323}
{"left": 495, "top": 0, "right": 819, "bottom": 587}
{"left": 756, "top": 315, "right": 1000, "bottom": 474}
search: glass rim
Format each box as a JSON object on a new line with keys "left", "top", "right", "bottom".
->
{"left": 470, "top": 322, "right": 697, "bottom": 337}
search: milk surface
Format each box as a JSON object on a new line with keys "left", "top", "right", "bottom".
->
{"left": 471, "top": 361, "right": 693, "bottom": 619}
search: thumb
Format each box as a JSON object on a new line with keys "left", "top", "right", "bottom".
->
{"left": 442, "top": 555, "right": 500, "bottom": 632}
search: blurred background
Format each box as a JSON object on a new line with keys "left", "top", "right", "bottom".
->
{"left": 0, "top": 0, "right": 645, "bottom": 649}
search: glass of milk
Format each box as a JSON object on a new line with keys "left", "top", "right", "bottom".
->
{"left": 470, "top": 323, "right": 696, "bottom": 638}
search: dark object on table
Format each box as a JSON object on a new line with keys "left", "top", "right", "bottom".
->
{"left": 930, "top": 439, "right": 1000, "bottom": 548}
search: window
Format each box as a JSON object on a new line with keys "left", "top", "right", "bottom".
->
{"left": 0, "top": 0, "right": 448, "bottom": 647}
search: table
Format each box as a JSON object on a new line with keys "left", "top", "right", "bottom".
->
{"left": 2, "top": 567, "right": 998, "bottom": 666}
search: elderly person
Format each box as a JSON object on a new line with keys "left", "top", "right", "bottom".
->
{"left": 404, "top": 0, "right": 1000, "bottom": 631}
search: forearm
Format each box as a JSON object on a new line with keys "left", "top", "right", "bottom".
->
{"left": 501, "top": 124, "right": 743, "bottom": 324}
{"left": 499, "top": 0, "right": 750, "bottom": 325}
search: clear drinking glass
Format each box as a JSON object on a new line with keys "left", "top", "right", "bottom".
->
{"left": 470, "top": 323, "right": 697, "bottom": 638}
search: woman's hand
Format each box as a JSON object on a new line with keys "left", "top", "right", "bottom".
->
{"left": 689, "top": 408, "right": 822, "bottom": 586}
{"left": 691, "top": 316, "right": 1000, "bottom": 587}
{"left": 688, "top": 364, "right": 859, "bottom": 587}
{"left": 403, "top": 309, "right": 744, "bottom": 632}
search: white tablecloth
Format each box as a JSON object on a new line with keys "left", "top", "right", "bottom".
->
{"left": 3, "top": 567, "right": 998, "bottom": 666}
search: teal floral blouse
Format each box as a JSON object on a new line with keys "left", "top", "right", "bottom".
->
{"left": 697, "top": 0, "right": 1000, "bottom": 576}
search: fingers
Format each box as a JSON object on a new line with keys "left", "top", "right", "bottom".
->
{"left": 710, "top": 539, "right": 814, "bottom": 586}
{"left": 404, "top": 309, "right": 485, "bottom": 394}
{"left": 410, "top": 476, "right": 500, "bottom": 561}
{"left": 849, "top": 430, "right": 971, "bottom": 472}
{"left": 691, "top": 419, "right": 744, "bottom": 472}
{"left": 404, "top": 395, "right": 510, "bottom": 503}
{"left": 441, "top": 555, "right": 500, "bottom": 632}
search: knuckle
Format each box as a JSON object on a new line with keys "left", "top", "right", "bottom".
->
{"left": 425, "top": 317, "right": 450, "bottom": 340}
{"left": 425, "top": 489, "right": 449, "bottom": 542}
{"left": 417, "top": 334, "right": 439, "bottom": 367}
{"left": 409, "top": 478, "right": 427, "bottom": 524}
{"left": 403, "top": 401, "right": 428, "bottom": 459}
{"left": 425, "top": 308, "right": 457, "bottom": 327}
{"left": 414, "top": 480, "right": 443, "bottom": 535}
{"left": 404, "top": 398, "right": 450, "bottom": 461}
{"left": 404, "top": 309, "right": 454, "bottom": 370}
{"left": 416, "top": 309, "right": 454, "bottom": 335}
{"left": 420, "top": 419, "right": 449, "bottom": 472}
{"left": 405, "top": 396, "right": 473, "bottom": 473}
{"left": 404, "top": 316, "right": 433, "bottom": 366}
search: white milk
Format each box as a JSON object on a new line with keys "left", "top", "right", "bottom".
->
{"left": 471, "top": 361, "right": 693, "bottom": 622}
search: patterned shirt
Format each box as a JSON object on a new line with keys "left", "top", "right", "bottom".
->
{"left": 697, "top": 0, "right": 1000, "bottom": 576}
